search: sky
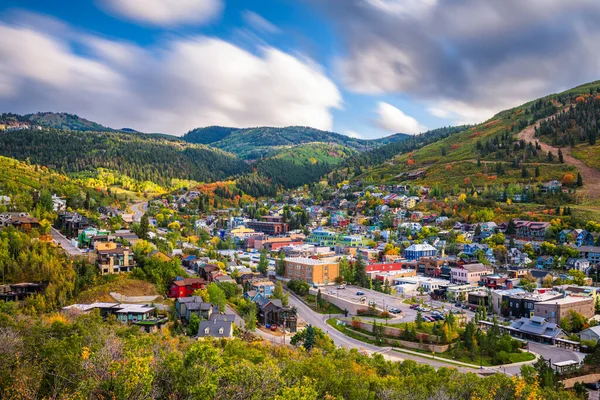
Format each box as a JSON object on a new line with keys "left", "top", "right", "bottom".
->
{"left": 1, "top": 1, "right": 600, "bottom": 139}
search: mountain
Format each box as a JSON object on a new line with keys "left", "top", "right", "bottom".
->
{"left": 183, "top": 125, "right": 407, "bottom": 159}
{"left": 347, "top": 80, "right": 600, "bottom": 201}
{"left": 0, "top": 128, "right": 248, "bottom": 188}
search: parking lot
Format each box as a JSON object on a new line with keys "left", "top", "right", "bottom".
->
{"left": 328, "top": 284, "right": 475, "bottom": 322}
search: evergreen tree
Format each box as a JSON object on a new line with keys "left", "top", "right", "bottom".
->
{"left": 577, "top": 172, "right": 583, "bottom": 187}
{"left": 535, "top": 166, "right": 540, "bottom": 177}
{"left": 304, "top": 325, "right": 316, "bottom": 351}
{"left": 558, "top": 149, "right": 564, "bottom": 163}
{"left": 353, "top": 254, "right": 369, "bottom": 288}
{"left": 257, "top": 249, "right": 269, "bottom": 275}
{"left": 276, "top": 250, "right": 286, "bottom": 277}
{"left": 139, "top": 214, "right": 150, "bottom": 240}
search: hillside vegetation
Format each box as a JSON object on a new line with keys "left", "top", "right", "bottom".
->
{"left": 0, "top": 128, "right": 248, "bottom": 188}
{"left": 351, "top": 81, "right": 600, "bottom": 196}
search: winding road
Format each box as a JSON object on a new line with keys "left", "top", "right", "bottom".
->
{"left": 131, "top": 201, "right": 148, "bottom": 222}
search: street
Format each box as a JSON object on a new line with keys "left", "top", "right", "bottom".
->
{"left": 287, "top": 290, "right": 582, "bottom": 376}
{"left": 51, "top": 227, "right": 83, "bottom": 257}
{"left": 131, "top": 201, "right": 148, "bottom": 222}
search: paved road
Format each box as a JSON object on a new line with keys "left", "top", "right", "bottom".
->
{"left": 51, "top": 227, "right": 83, "bottom": 257}
{"left": 289, "top": 291, "right": 582, "bottom": 376}
{"left": 131, "top": 201, "right": 148, "bottom": 222}
{"left": 333, "top": 284, "right": 475, "bottom": 322}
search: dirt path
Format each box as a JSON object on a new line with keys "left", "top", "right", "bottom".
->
{"left": 518, "top": 116, "right": 600, "bottom": 200}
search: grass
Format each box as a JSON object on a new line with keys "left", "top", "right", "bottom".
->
{"left": 326, "top": 318, "right": 382, "bottom": 346}
{"left": 572, "top": 144, "right": 600, "bottom": 169}
{"left": 305, "top": 294, "right": 344, "bottom": 315}
{"left": 75, "top": 275, "right": 161, "bottom": 303}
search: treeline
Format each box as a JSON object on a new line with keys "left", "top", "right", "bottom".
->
{"left": 536, "top": 94, "right": 600, "bottom": 147}
{"left": 339, "top": 125, "right": 470, "bottom": 176}
{"left": 0, "top": 311, "right": 575, "bottom": 399}
{"left": 0, "top": 128, "right": 248, "bottom": 187}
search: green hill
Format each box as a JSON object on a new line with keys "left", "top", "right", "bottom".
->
{"left": 184, "top": 125, "right": 409, "bottom": 159}
{"left": 0, "top": 128, "right": 248, "bottom": 188}
{"left": 350, "top": 81, "right": 600, "bottom": 200}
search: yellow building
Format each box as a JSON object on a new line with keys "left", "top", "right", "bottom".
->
{"left": 284, "top": 257, "right": 339, "bottom": 286}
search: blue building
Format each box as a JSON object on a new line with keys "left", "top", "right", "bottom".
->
{"left": 403, "top": 243, "right": 437, "bottom": 261}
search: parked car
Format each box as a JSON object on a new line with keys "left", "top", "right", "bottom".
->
{"left": 328, "top": 290, "right": 336, "bottom": 295}
{"left": 462, "top": 305, "right": 469, "bottom": 309}
{"left": 389, "top": 307, "right": 401, "bottom": 314}
{"left": 432, "top": 315, "right": 444, "bottom": 321}
{"left": 337, "top": 284, "right": 346, "bottom": 289}
{"left": 423, "top": 316, "right": 435, "bottom": 322}
{"left": 356, "top": 291, "right": 365, "bottom": 296}
{"left": 410, "top": 304, "right": 419, "bottom": 310}
{"left": 270, "top": 324, "right": 277, "bottom": 332}
{"left": 585, "top": 381, "right": 600, "bottom": 390}
{"left": 368, "top": 300, "right": 377, "bottom": 306}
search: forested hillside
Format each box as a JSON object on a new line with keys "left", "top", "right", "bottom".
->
{"left": 185, "top": 125, "right": 404, "bottom": 159}
{"left": 347, "top": 81, "right": 600, "bottom": 196}
{"left": 0, "top": 128, "right": 248, "bottom": 187}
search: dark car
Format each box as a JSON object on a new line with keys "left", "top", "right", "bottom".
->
{"left": 410, "top": 304, "right": 419, "bottom": 309}
{"left": 356, "top": 291, "right": 365, "bottom": 296}
{"left": 585, "top": 381, "right": 600, "bottom": 390}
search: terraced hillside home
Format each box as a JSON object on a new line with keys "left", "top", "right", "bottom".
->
{"left": 96, "top": 245, "right": 136, "bottom": 275}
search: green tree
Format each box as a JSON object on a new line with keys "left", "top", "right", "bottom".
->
{"left": 303, "top": 325, "right": 316, "bottom": 351}
{"left": 187, "top": 314, "right": 200, "bottom": 336}
{"left": 276, "top": 250, "right": 286, "bottom": 277}
{"left": 272, "top": 281, "right": 289, "bottom": 307}
{"left": 207, "top": 282, "right": 227, "bottom": 312}
{"left": 353, "top": 254, "right": 369, "bottom": 288}
{"left": 257, "top": 249, "right": 269, "bottom": 275}
{"left": 139, "top": 213, "right": 150, "bottom": 240}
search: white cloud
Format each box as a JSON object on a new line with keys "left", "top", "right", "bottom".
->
{"left": 100, "top": 0, "right": 222, "bottom": 27}
{"left": 376, "top": 102, "right": 426, "bottom": 134}
{"left": 0, "top": 18, "right": 342, "bottom": 135}
{"left": 242, "top": 10, "right": 280, "bottom": 34}
{"left": 345, "top": 130, "right": 362, "bottom": 139}
{"left": 328, "top": 0, "right": 600, "bottom": 124}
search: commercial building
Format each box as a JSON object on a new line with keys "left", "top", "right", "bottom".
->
{"left": 247, "top": 215, "right": 289, "bottom": 235}
{"left": 284, "top": 257, "right": 339, "bottom": 285}
{"left": 534, "top": 296, "right": 595, "bottom": 324}
{"left": 450, "top": 263, "right": 493, "bottom": 284}
{"left": 403, "top": 243, "right": 437, "bottom": 260}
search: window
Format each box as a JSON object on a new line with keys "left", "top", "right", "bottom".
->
{"left": 218, "top": 328, "right": 224, "bottom": 334}
{"left": 204, "top": 328, "right": 209, "bottom": 334}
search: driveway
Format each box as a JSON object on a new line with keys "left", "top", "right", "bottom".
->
{"left": 51, "top": 228, "right": 83, "bottom": 257}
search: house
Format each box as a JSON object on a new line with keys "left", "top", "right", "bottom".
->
{"left": 577, "top": 246, "right": 600, "bottom": 264}
{"left": 96, "top": 246, "right": 136, "bottom": 275}
{"left": 450, "top": 263, "right": 493, "bottom": 284}
{"left": 250, "top": 280, "right": 275, "bottom": 298}
{"left": 403, "top": 243, "right": 437, "bottom": 261}
{"left": 508, "top": 316, "right": 566, "bottom": 343}
{"left": 52, "top": 195, "right": 66, "bottom": 212}
{"left": 256, "top": 297, "right": 297, "bottom": 332}
{"left": 169, "top": 277, "right": 207, "bottom": 298}
{"left": 113, "top": 304, "right": 157, "bottom": 324}
{"left": 0, "top": 282, "right": 47, "bottom": 301}
{"left": 565, "top": 258, "right": 591, "bottom": 273}
{"left": 462, "top": 243, "right": 488, "bottom": 257}
{"left": 284, "top": 257, "right": 339, "bottom": 285}
{"left": 198, "top": 319, "right": 234, "bottom": 339}
{"left": 536, "top": 256, "right": 554, "bottom": 269}
{"left": 580, "top": 326, "right": 600, "bottom": 343}
{"left": 540, "top": 180, "right": 562, "bottom": 194}
{"left": 10, "top": 216, "right": 40, "bottom": 232}
{"left": 56, "top": 212, "right": 90, "bottom": 238}
{"left": 62, "top": 302, "right": 167, "bottom": 331}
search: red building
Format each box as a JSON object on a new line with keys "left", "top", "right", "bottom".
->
{"left": 169, "top": 277, "right": 207, "bottom": 298}
{"left": 366, "top": 262, "right": 405, "bottom": 273}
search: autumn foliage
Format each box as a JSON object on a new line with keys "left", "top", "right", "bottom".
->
{"left": 562, "top": 173, "right": 576, "bottom": 186}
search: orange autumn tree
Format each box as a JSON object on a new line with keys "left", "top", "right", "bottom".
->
{"left": 562, "top": 173, "right": 576, "bottom": 186}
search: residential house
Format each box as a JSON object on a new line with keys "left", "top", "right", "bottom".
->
{"left": 96, "top": 246, "right": 135, "bottom": 275}
{"left": 0, "top": 282, "right": 47, "bottom": 301}
{"left": 580, "top": 326, "right": 600, "bottom": 343}
{"left": 536, "top": 256, "right": 554, "bottom": 269}
{"left": 540, "top": 180, "right": 562, "bottom": 194}
{"left": 169, "top": 277, "right": 207, "bottom": 298}
{"left": 256, "top": 297, "right": 297, "bottom": 332}
{"left": 198, "top": 319, "right": 234, "bottom": 339}
{"left": 565, "top": 258, "right": 591, "bottom": 273}
{"left": 577, "top": 246, "right": 600, "bottom": 264}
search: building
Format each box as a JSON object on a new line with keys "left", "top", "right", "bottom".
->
{"left": 403, "top": 243, "right": 437, "bottom": 261}
{"left": 0, "top": 282, "right": 47, "bottom": 301}
{"left": 306, "top": 228, "right": 339, "bottom": 247}
{"left": 256, "top": 297, "right": 297, "bottom": 332}
{"left": 450, "top": 263, "right": 493, "bottom": 284}
{"left": 503, "top": 291, "right": 563, "bottom": 319}
{"left": 580, "top": 326, "right": 600, "bottom": 343}
{"left": 247, "top": 215, "right": 289, "bottom": 235}
{"left": 62, "top": 302, "right": 162, "bottom": 326}
{"left": 169, "top": 277, "right": 207, "bottom": 298}
{"left": 284, "top": 257, "right": 339, "bottom": 285}
{"left": 534, "top": 296, "right": 594, "bottom": 324}
{"left": 490, "top": 288, "right": 526, "bottom": 316}
{"left": 96, "top": 246, "right": 136, "bottom": 275}
{"left": 250, "top": 280, "right": 275, "bottom": 298}
{"left": 198, "top": 319, "right": 234, "bottom": 339}
{"left": 576, "top": 246, "right": 600, "bottom": 264}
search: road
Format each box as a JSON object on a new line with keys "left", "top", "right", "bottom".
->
{"left": 131, "top": 201, "right": 148, "bottom": 222}
{"left": 288, "top": 290, "right": 582, "bottom": 376}
{"left": 332, "top": 284, "right": 476, "bottom": 322}
{"left": 51, "top": 227, "right": 83, "bottom": 257}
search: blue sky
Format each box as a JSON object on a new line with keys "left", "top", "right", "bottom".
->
{"left": 1, "top": 0, "right": 599, "bottom": 138}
